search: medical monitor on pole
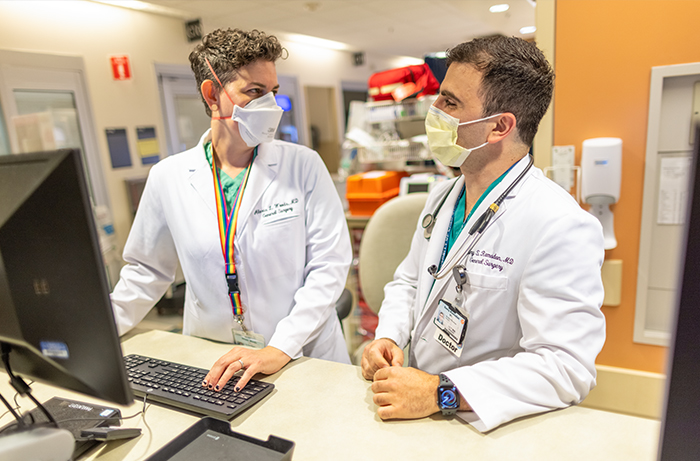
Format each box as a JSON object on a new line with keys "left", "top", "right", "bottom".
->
{"left": 0, "top": 148, "right": 133, "bottom": 459}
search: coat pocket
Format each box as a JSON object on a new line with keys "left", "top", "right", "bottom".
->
{"left": 466, "top": 272, "right": 508, "bottom": 291}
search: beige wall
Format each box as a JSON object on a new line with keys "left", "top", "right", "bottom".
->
{"left": 0, "top": 1, "right": 403, "bottom": 256}
{"left": 0, "top": 1, "right": 191, "bottom": 254}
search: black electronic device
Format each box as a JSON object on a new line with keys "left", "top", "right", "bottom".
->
{"left": 657, "top": 123, "right": 700, "bottom": 460}
{"left": 145, "top": 417, "right": 294, "bottom": 461}
{"left": 81, "top": 426, "right": 142, "bottom": 441}
{"left": 0, "top": 148, "right": 134, "bottom": 460}
{"left": 0, "top": 397, "right": 123, "bottom": 458}
{"left": 124, "top": 354, "right": 274, "bottom": 420}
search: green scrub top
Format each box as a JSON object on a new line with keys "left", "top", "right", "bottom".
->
{"left": 442, "top": 162, "right": 518, "bottom": 265}
{"left": 204, "top": 141, "right": 247, "bottom": 210}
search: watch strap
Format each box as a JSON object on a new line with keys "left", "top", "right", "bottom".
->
{"left": 438, "top": 373, "right": 459, "bottom": 416}
{"left": 439, "top": 373, "right": 452, "bottom": 388}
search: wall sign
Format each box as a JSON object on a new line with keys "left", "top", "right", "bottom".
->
{"left": 185, "top": 19, "right": 202, "bottom": 42}
{"left": 105, "top": 128, "right": 131, "bottom": 168}
{"left": 136, "top": 126, "right": 160, "bottom": 165}
{"left": 110, "top": 55, "right": 131, "bottom": 81}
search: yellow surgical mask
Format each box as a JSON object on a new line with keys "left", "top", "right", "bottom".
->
{"left": 425, "top": 105, "right": 502, "bottom": 167}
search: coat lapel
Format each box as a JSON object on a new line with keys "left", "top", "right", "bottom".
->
{"left": 187, "top": 130, "right": 217, "bottom": 216}
{"left": 184, "top": 130, "right": 280, "bottom": 233}
{"left": 416, "top": 176, "right": 465, "bottom": 314}
{"left": 415, "top": 155, "right": 533, "bottom": 327}
{"left": 235, "top": 142, "right": 279, "bottom": 237}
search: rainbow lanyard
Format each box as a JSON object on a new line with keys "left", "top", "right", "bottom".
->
{"left": 211, "top": 146, "right": 257, "bottom": 326}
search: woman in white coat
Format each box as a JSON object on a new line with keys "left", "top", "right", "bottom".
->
{"left": 111, "top": 28, "right": 352, "bottom": 392}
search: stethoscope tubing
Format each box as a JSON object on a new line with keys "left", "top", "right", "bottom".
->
{"left": 426, "top": 155, "right": 534, "bottom": 280}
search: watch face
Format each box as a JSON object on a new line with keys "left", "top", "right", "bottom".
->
{"left": 439, "top": 387, "right": 459, "bottom": 409}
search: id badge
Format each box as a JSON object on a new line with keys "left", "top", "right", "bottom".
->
{"left": 232, "top": 329, "right": 266, "bottom": 349}
{"left": 433, "top": 299, "right": 468, "bottom": 357}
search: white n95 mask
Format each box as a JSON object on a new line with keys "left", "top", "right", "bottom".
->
{"left": 232, "top": 92, "right": 284, "bottom": 147}
{"left": 425, "top": 105, "right": 502, "bottom": 167}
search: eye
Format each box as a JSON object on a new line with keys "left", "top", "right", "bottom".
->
{"left": 437, "top": 93, "right": 456, "bottom": 109}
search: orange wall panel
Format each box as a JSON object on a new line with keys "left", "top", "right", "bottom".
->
{"left": 554, "top": 0, "right": 700, "bottom": 373}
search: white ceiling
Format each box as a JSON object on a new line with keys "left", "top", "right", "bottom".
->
{"left": 141, "top": 0, "right": 537, "bottom": 58}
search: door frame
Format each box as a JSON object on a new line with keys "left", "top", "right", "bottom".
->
{"left": 635, "top": 62, "right": 700, "bottom": 346}
{"left": 154, "top": 63, "right": 200, "bottom": 157}
{"left": 0, "top": 49, "right": 109, "bottom": 208}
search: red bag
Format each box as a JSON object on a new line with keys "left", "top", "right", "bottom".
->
{"left": 368, "top": 64, "right": 440, "bottom": 102}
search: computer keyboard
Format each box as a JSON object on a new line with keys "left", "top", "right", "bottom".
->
{"left": 123, "top": 354, "right": 274, "bottom": 420}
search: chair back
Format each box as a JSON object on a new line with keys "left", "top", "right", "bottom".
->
{"left": 358, "top": 193, "right": 429, "bottom": 314}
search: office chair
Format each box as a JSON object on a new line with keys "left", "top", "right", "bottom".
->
{"left": 335, "top": 287, "right": 353, "bottom": 332}
{"left": 358, "top": 193, "right": 429, "bottom": 313}
{"left": 353, "top": 193, "right": 429, "bottom": 363}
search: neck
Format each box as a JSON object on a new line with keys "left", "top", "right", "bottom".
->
{"left": 210, "top": 123, "right": 255, "bottom": 170}
{"left": 460, "top": 146, "right": 527, "bottom": 212}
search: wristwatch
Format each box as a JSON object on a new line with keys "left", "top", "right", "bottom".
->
{"left": 437, "top": 373, "right": 460, "bottom": 416}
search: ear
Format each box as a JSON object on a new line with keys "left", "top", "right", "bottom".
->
{"left": 487, "top": 113, "right": 517, "bottom": 144}
{"left": 200, "top": 79, "right": 220, "bottom": 111}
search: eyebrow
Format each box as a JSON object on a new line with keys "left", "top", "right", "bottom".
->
{"left": 250, "top": 82, "right": 280, "bottom": 91}
{"left": 441, "top": 89, "right": 462, "bottom": 105}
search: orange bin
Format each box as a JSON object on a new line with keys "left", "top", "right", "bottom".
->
{"left": 346, "top": 170, "right": 408, "bottom": 216}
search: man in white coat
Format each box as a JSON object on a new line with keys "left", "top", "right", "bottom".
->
{"left": 111, "top": 28, "right": 352, "bottom": 392}
{"left": 362, "top": 36, "right": 606, "bottom": 432}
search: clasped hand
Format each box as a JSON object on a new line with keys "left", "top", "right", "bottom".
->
{"left": 202, "top": 345, "right": 290, "bottom": 392}
{"left": 362, "top": 338, "right": 440, "bottom": 420}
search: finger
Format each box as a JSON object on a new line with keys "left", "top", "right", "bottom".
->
{"left": 372, "top": 366, "right": 392, "bottom": 381}
{"left": 371, "top": 379, "right": 391, "bottom": 394}
{"left": 361, "top": 352, "right": 376, "bottom": 380}
{"left": 377, "top": 405, "right": 396, "bottom": 420}
{"left": 203, "top": 367, "right": 223, "bottom": 389}
{"left": 235, "top": 365, "right": 257, "bottom": 392}
{"left": 214, "top": 361, "right": 243, "bottom": 391}
{"left": 390, "top": 347, "right": 404, "bottom": 367}
{"left": 368, "top": 346, "right": 391, "bottom": 371}
{"left": 203, "top": 348, "right": 242, "bottom": 387}
{"left": 373, "top": 392, "right": 392, "bottom": 407}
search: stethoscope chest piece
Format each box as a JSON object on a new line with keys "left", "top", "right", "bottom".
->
{"left": 422, "top": 214, "right": 435, "bottom": 239}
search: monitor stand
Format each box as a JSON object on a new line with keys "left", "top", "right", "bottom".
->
{"left": 0, "top": 426, "right": 73, "bottom": 461}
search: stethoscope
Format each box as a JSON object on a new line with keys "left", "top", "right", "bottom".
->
{"left": 425, "top": 155, "right": 534, "bottom": 281}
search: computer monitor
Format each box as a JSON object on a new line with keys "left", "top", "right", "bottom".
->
{"left": 657, "top": 123, "right": 700, "bottom": 460}
{"left": 0, "top": 148, "right": 132, "bottom": 405}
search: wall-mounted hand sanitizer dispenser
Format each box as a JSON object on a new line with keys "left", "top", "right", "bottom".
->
{"left": 581, "top": 137, "right": 622, "bottom": 250}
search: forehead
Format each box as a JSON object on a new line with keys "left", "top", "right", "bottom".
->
{"left": 230, "top": 59, "right": 278, "bottom": 87}
{"left": 441, "top": 62, "right": 482, "bottom": 102}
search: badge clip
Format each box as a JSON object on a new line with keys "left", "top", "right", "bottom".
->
{"left": 226, "top": 272, "right": 239, "bottom": 294}
{"left": 452, "top": 265, "right": 467, "bottom": 293}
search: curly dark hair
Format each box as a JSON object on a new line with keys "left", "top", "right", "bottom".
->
{"left": 189, "top": 28, "right": 285, "bottom": 116}
{"left": 446, "top": 36, "right": 554, "bottom": 146}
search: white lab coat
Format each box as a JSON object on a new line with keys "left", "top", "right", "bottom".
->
{"left": 111, "top": 130, "right": 352, "bottom": 363}
{"left": 374, "top": 155, "right": 606, "bottom": 432}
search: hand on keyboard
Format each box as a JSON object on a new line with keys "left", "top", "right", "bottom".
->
{"left": 125, "top": 354, "right": 274, "bottom": 419}
{"left": 203, "top": 345, "right": 291, "bottom": 393}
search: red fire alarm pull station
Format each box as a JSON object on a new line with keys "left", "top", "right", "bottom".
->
{"left": 110, "top": 55, "right": 131, "bottom": 81}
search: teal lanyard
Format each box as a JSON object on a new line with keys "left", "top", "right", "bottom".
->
{"left": 438, "top": 163, "right": 517, "bottom": 270}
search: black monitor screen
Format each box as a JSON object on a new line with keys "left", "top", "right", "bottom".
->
{"left": 658, "top": 123, "right": 700, "bottom": 460}
{"left": 0, "top": 149, "right": 132, "bottom": 405}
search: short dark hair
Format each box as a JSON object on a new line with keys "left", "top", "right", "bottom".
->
{"left": 189, "top": 28, "right": 285, "bottom": 117}
{"left": 446, "top": 36, "right": 554, "bottom": 146}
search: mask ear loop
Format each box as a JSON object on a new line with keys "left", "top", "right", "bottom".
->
{"left": 204, "top": 57, "right": 236, "bottom": 120}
